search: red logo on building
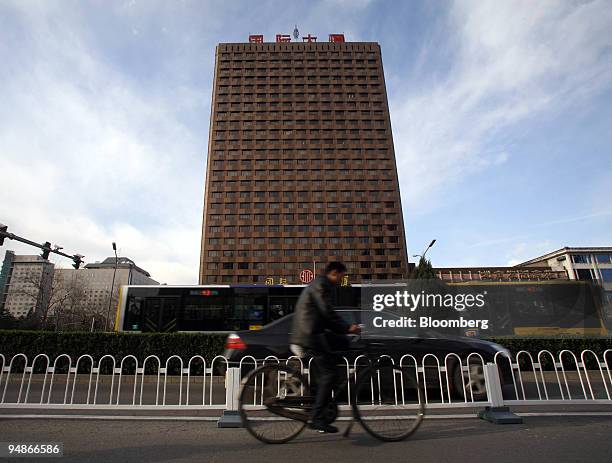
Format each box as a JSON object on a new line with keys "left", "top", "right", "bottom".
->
{"left": 299, "top": 269, "right": 314, "bottom": 284}
{"left": 247, "top": 33, "right": 346, "bottom": 43}
{"left": 276, "top": 34, "right": 291, "bottom": 43}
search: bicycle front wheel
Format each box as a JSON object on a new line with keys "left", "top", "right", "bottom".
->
{"left": 239, "top": 364, "right": 310, "bottom": 444}
{"left": 353, "top": 364, "right": 425, "bottom": 442}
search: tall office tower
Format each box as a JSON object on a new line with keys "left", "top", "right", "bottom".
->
{"left": 199, "top": 34, "right": 409, "bottom": 284}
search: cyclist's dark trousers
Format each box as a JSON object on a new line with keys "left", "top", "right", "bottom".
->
{"left": 311, "top": 353, "right": 341, "bottom": 422}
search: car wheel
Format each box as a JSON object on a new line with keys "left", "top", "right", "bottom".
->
{"left": 453, "top": 362, "right": 487, "bottom": 401}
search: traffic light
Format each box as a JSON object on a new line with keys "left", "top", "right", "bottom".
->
{"left": 72, "top": 254, "right": 84, "bottom": 269}
{"left": 40, "top": 242, "right": 52, "bottom": 260}
{"left": 0, "top": 224, "right": 7, "bottom": 246}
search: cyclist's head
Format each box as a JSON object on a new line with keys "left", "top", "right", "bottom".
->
{"left": 324, "top": 261, "right": 347, "bottom": 285}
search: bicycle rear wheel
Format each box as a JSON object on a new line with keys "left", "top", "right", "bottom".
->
{"left": 352, "top": 364, "right": 425, "bottom": 442}
{"left": 239, "top": 364, "right": 310, "bottom": 444}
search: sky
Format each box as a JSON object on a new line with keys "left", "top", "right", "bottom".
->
{"left": 1, "top": 0, "right": 611, "bottom": 284}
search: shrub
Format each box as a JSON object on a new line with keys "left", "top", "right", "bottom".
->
{"left": 0, "top": 330, "right": 609, "bottom": 367}
{"left": 0, "top": 330, "right": 227, "bottom": 366}
{"left": 488, "top": 337, "right": 611, "bottom": 357}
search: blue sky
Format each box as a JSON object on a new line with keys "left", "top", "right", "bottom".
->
{"left": 1, "top": 0, "right": 611, "bottom": 284}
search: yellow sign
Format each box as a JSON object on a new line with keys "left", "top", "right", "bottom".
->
{"left": 265, "top": 277, "right": 274, "bottom": 285}
{"left": 279, "top": 277, "right": 287, "bottom": 285}
{"left": 341, "top": 275, "right": 349, "bottom": 286}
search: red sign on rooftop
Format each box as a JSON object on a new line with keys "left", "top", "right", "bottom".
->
{"left": 275, "top": 34, "right": 291, "bottom": 43}
{"left": 247, "top": 33, "right": 346, "bottom": 43}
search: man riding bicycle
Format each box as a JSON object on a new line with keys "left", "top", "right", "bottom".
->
{"left": 290, "top": 261, "right": 361, "bottom": 433}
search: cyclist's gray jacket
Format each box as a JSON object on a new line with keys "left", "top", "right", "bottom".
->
{"left": 290, "top": 275, "right": 350, "bottom": 352}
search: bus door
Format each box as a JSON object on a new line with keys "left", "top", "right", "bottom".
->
{"left": 142, "top": 297, "right": 179, "bottom": 332}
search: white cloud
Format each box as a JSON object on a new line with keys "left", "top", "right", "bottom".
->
{"left": 2, "top": 0, "right": 610, "bottom": 283}
{"left": 0, "top": 2, "right": 209, "bottom": 284}
{"left": 505, "top": 240, "right": 555, "bottom": 267}
{"left": 391, "top": 0, "right": 612, "bottom": 215}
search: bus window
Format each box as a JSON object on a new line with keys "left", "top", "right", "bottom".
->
{"left": 234, "top": 288, "right": 267, "bottom": 330}
{"left": 511, "top": 286, "right": 555, "bottom": 326}
{"left": 124, "top": 297, "right": 143, "bottom": 331}
{"left": 268, "top": 296, "right": 297, "bottom": 323}
{"left": 268, "top": 287, "right": 302, "bottom": 323}
{"left": 142, "top": 297, "right": 179, "bottom": 332}
{"left": 182, "top": 294, "right": 232, "bottom": 331}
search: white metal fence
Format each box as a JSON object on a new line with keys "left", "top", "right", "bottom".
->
{"left": 236, "top": 352, "right": 492, "bottom": 409}
{"left": 493, "top": 349, "right": 612, "bottom": 404}
{"left": 0, "top": 353, "right": 229, "bottom": 409}
{"left": 1, "top": 349, "right": 611, "bottom": 417}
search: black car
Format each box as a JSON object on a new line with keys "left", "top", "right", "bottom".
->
{"left": 224, "top": 308, "right": 513, "bottom": 400}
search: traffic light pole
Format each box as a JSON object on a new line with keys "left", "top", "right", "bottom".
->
{"left": 0, "top": 223, "right": 84, "bottom": 268}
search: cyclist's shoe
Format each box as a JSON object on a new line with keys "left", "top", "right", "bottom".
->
{"left": 309, "top": 420, "right": 339, "bottom": 433}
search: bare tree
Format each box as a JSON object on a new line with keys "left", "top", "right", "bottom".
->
{"left": 79, "top": 295, "right": 111, "bottom": 332}
{"left": 10, "top": 268, "right": 71, "bottom": 329}
{"left": 53, "top": 272, "right": 117, "bottom": 332}
{"left": 54, "top": 272, "right": 91, "bottom": 331}
{"left": 11, "top": 268, "right": 121, "bottom": 332}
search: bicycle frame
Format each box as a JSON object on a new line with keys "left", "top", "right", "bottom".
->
{"left": 263, "top": 359, "right": 382, "bottom": 437}
{"left": 239, "top": 357, "right": 426, "bottom": 443}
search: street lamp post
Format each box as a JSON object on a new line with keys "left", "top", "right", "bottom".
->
{"left": 412, "top": 239, "right": 436, "bottom": 261}
{"left": 411, "top": 239, "right": 437, "bottom": 279}
{"left": 105, "top": 242, "right": 118, "bottom": 331}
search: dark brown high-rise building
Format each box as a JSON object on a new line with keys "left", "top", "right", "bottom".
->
{"left": 199, "top": 36, "right": 409, "bottom": 284}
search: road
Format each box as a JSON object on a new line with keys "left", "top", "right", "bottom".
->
{"left": 0, "top": 415, "right": 611, "bottom": 462}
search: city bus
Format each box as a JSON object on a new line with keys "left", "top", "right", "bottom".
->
{"left": 114, "top": 280, "right": 608, "bottom": 336}
{"left": 114, "top": 284, "right": 358, "bottom": 333}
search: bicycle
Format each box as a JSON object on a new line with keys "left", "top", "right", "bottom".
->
{"left": 238, "top": 356, "right": 425, "bottom": 444}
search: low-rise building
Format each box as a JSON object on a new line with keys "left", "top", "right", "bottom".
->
{"left": 0, "top": 251, "right": 54, "bottom": 318}
{"left": 517, "top": 246, "right": 612, "bottom": 310}
{"left": 517, "top": 246, "right": 612, "bottom": 330}
{"left": 51, "top": 257, "right": 159, "bottom": 322}
{"left": 517, "top": 247, "right": 612, "bottom": 283}
{"left": 0, "top": 251, "right": 158, "bottom": 328}
{"left": 434, "top": 266, "right": 568, "bottom": 283}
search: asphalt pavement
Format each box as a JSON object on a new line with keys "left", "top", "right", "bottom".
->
{"left": 0, "top": 415, "right": 611, "bottom": 463}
